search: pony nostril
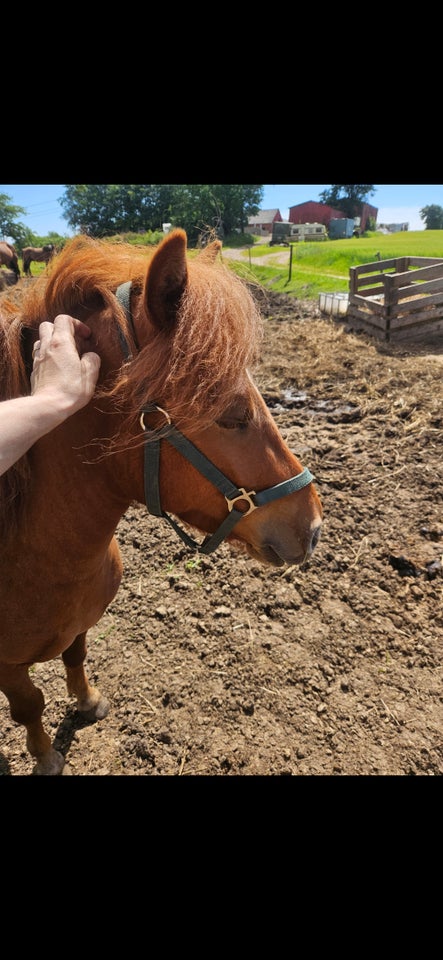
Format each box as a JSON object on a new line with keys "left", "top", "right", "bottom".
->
{"left": 311, "top": 525, "right": 321, "bottom": 552}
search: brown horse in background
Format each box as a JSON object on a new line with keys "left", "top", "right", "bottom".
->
{"left": 0, "top": 269, "right": 18, "bottom": 291}
{"left": 22, "top": 243, "right": 56, "bottom": 277}
{"left": 0, "top": 231, "right": 323, "bottom": 775}
{"left": 0, "top": 241, "right": 20, "bottom": 279}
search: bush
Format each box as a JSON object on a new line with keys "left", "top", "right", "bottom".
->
{"left": 105, "top": 230, "right": 164, "bottom": 246}
{"left": 222, "top": 232, "right": 257, "bottom": 248}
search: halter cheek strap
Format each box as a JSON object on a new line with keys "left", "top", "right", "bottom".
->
{"left": 115, "top": 281, "right": 138, "bottom": 360}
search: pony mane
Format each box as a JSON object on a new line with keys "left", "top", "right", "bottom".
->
{"left": 22, "top": 234, "right": 154, "bottom": 329}
{"left": 38, "top": 233, "right": 264, "bottom": 440}
{"left": 0, "top": 234, "right": 264, "bottom": 534}
{"left": 0, "top": 301, "right": 33, "bottom": 536}
{"left": 106, "top": 250, "right": 264, "bottom": 447}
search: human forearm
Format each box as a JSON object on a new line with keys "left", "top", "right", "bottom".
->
{"left": 0, "top": 315, "right": 100, "bottom": 479}
{"left": 0, "top": 394, "right": 75, "bottom": 476}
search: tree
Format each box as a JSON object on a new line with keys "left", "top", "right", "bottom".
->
{"left": 0, "top": 192, "right": 68, "bottom": 250}
{"left": 59, "top": 185, "right": 264, "bottom": 243}
{"left": 420, "top": 204, "right": 443, "bottom": 230}
{"left": 169, "top": 185, "right": 216, "bottom": 243}
{"left": 0, "top": 192, "right": 28, "bottom": 245}
{"left": 60, "top": 185, "right": 176, "bottom": 237}
{"left": 217, "top": 184, "right": 263, "bottom": 234}
{"left": 169, "top": 185, "right": 262, "bottom": 243}
{"left": 319, "top": 185, "right": 375, "bottom": 218}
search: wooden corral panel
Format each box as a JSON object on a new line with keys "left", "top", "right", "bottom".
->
{"left": 347, "top": 256, "right": 443, "bottom": 341}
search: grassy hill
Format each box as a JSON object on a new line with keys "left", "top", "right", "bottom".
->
{"left": 16, "top": 230, "right": 443, "bottom": 302}
{"left": 225, "top": 230, "right": 443, "bottom": 300}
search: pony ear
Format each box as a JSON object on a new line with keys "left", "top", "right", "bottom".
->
{"left": 198, "top": 239, "right": 222, "bottom": 262}
{"left": 145, "top": 229, "right": 188, "bottom": 332}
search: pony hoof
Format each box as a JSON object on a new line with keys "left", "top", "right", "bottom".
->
{"left": 32, "top": 749, "right": 66, "bottom": 776}
{"left": 78, "top": 695, "right": 110, "bottom": 722}
{"left": 95, "top": 696, "right": 110, "bottom": 720}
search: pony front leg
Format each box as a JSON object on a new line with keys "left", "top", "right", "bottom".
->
{"left": 62, "top": 632, "right": 110, "bottom": 720}
{"left": 0, "top": 662, "right": 65, "bottom": 775}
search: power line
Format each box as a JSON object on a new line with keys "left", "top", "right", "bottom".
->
{"left": 24, "top": 200, "right": 63, "bottom": 211}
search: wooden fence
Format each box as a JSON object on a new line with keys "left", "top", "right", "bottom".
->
{"left": 347, "top": 256, "right": 443, "bottom": 341}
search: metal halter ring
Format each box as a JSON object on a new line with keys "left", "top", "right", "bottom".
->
{"left": 140, "top": 405, "right": 171, "bottom": 432}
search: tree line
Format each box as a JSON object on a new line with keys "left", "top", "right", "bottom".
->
{"left": 0, "top": 185, "right": 264, "bottom": 249}
{"left": 1, "top": 186, "right": 442, "bottom": 250}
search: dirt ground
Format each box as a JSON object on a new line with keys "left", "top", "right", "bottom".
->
{"left": 1, "top": 277, "right": 442, "bottom": 776}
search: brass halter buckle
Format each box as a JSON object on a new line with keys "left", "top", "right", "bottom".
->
{"left": 225, "top": 488, "right": 257, "bottom": 516}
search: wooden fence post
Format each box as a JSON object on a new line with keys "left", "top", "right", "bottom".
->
{"left": 288, "top": 244, "right": 293, "bottom": 283}
{"left": 349, "top": 266, "right": 357, "bottom": 296}
{"left": 384, "top": 272, "right": 398, "bottom": 342}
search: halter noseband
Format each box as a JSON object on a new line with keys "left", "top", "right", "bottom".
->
{"left": 115, "top": 282, "right": 314, "bottom": 556}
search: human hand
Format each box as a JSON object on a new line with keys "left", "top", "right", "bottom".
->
{"left": 30, "top": 314, "right": 101, "bottom": 415}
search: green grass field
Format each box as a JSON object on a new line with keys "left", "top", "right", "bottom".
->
{"left": 226, "top": 230, "right": 443, "bottom": 300}
{"left": 19, "top": 230, "right": 443, "bottom": 301}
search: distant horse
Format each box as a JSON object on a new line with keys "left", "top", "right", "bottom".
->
{"left": 0, "top": 231, "right": 323, "bottom": 775}
{"left": 0, "top": 269, "right": 18, "bottom": 290}
{"left": 0, "top": 241, "right": 20, "bottom": 279}
{"left": 22, "top": 243, "right": 56, "bottom": 277}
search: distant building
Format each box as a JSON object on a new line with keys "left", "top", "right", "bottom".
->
{"left": 378, "top": 222, "right": 409, "bottom": 233}
{"left": 289, "top": 199, "right": 378, "bottom": 233}
{"left": 289, "top": 200, "right": 343, "bottom": 227}
{"left": 248, "top": 209, "right": 282, "bottom": 235}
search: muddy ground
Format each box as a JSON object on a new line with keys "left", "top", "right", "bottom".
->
{"left": 1, "top": 279, "right": 442, "bottom": 776}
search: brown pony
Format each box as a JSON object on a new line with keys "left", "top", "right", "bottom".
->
{"left": 0, "top": 241, "right": 20, "bottom": 279}
{"left": 0, "top": 231, "right": 323, "bottom": 775}
{"left": 22, "top": 243, "right": 56, "bottom": 277}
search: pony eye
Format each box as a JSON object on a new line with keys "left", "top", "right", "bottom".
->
{"left": 216, "top": 408, "right": 251, "bottom": 431}
{"left": 217, "top": 418, "right": 248, "bottom": 431}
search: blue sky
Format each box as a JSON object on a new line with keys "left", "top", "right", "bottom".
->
{"left": 2, "top": 184, "right": 443, "bottom": 235}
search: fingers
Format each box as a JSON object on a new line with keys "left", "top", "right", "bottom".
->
{"left": 37, "top": 314, "right": 98, "bottom": 360}
{"left": 38, "top": 314, "right": 93, "bottom": 344}
{"left": 62, "top": 315, "right": 93, "bottom": 340}
{"left": 35, "top": 315, "right": 101, "bottom": 377}
{"left": 81, "top": 350, "right": 101, "bottom": 390}
{"left": 37, "top": 320, "right": 56, "bottom": 349}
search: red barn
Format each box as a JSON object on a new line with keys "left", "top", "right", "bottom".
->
{"left": 289, "top": 201, "right": 343, "bottom": 226}
{"left": 289, "top": 199, "right": 378, "bottom": 233}
{"left": 358, "top": 202, "right": 378, "bottom": 231}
